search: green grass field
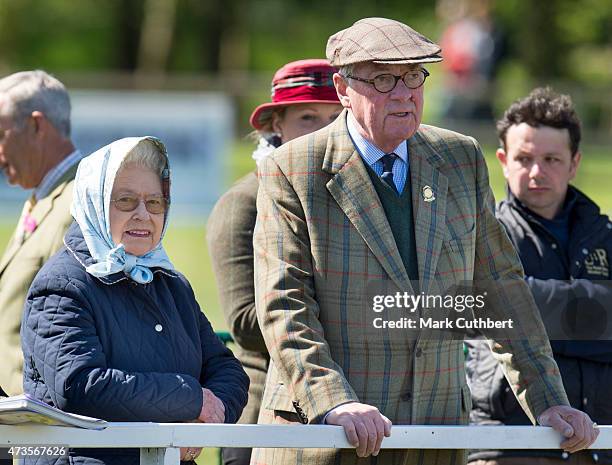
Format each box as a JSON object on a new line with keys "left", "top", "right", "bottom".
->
{"left": 0, "top": 142, "right": 610, "bottom": 464}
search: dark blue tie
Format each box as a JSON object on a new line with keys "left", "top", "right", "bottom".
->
{"left": 380, "top": 153, "right": 398, "bottom": 194}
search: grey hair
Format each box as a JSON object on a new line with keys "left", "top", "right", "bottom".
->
{"left": 0, "top": 70, "right": 71, "bottom": 137}
{"left": 121, "top": 139, "right": 166, "bottom": 176}
{"left": 338, "top": 64, "right": 354, "bottom": 78}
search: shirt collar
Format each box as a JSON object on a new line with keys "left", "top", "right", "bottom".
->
{"left": 346, "top": 111, "right": 408, "bottom": 166}
{"left": 33, "top": 149, "right": 82, "bottom": 201}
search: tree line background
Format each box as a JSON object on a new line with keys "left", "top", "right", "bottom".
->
{"left": 0, "top": 0, "right": 610, "bottom": 138}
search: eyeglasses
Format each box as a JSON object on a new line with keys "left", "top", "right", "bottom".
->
{"left": 111, "top": 195, "right": 169, "bottom": 214}
{"left": 345, "top": 68, "right": 430, "bottom": 93}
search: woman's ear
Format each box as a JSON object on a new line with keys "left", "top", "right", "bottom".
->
{"left": 271, "top": 111, "right": 283, "bottom": 138}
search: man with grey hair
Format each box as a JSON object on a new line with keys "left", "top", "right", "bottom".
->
{"left": 252, "top": 17, "right": 598, "bottom": 465}
{"left": 0, "top": 70, "right": 81, "bottom": 397}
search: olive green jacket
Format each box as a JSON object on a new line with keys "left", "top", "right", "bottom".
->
{"left": 207, "top": 171, "right": 270, "bottom": 425}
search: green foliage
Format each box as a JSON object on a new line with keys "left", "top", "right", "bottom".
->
{"left": 493, "top": 0, "right": 612, "bottom": 82}
{"left": 0, "top": 0, "right": 610, "bottom": 84}
{"left": 1, "top": 0, "right": 611, "bottom": 132}
{"left": 0, "top": 0, "right": 124, "bottom": 70}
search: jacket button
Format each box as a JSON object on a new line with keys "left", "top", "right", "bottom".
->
{"left": 291, "top": 401, "right": 308, "bottom": 424}
{"left": 155, "top": 324, "right": 163, "bottom": 332}
{"left": 415, "top": 348, "right": 423, "bottom": 357}
{"left": 608, "top": 223, "right": 612, "bottom": 229}
{"left": 583, "top": 397, "right": 588, "bottom": 406}
{"left": 551, "top": 243, "right": 557, "bottom": 249}
{"left": 582, "top": 248, "right": 589, "bottom": 255}
{"left": 562, "top": 452, "right": 569, "bottom": 459}
{"left": 401, "top": 391, "right": 412, "bottom": 401}
{"left": 594, "top": 452, "right": 599, "bottom": 462}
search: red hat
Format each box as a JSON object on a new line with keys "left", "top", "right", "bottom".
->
{"left": 249, "top": 59, "right": 340, "bottom": 130}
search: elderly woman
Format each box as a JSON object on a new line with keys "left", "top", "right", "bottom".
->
{"left": 206, "top": 59, "right": 342, "bottom": 465}
{"left": 21, "top": 136, "right": 249, "bottom": 465}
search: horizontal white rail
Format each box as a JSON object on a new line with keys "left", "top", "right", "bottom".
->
{"left": 0, "top": 424, "right": 611, "bottom": 449}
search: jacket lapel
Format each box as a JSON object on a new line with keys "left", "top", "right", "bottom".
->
{"left": 0, "top": 162, "right": 78, "bottom": 276}
{"left": 324, "top": 112, "right": 412, "bottom": 292}
{"left": 408, "top": 130, "right": 448, "bottom": 295}
{"left": 0, "top": 229, "right": 19, "bottom": 275}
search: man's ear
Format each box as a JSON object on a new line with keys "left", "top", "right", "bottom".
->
{"left": 333, "top": 73, "right": 351, "bottom": 109}
{"left": 569, "top": 151, "right": 581, "bottom": 181}
{"left": 496, "top": 147, "right": 510, "bottom": 179}
{"left": 29, "top": 111, "right": 46, "bottom": 136}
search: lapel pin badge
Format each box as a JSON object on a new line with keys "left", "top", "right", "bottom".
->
{"left": 422, "top": 185, "right": 435, "bottom": 202}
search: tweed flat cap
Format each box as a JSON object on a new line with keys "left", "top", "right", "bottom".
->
{"left": 326, "top": 17, "right": 442, "bottom": 66}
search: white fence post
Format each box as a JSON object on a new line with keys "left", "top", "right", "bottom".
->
{"left": 140, "top": 447, "right": 179, "bottom": 465}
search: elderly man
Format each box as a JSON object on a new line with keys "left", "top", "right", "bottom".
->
{"left": 252, "top": 17, "right": 598, "bottom": 465}
{"left": 467, "top": 88, "right": 612, "bottom": 465}
{"left": 0, "top": 70, "right": 80, "bottom": 397}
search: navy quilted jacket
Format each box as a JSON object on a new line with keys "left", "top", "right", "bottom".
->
{"left": 21, "top": 222, "right": 249, "bottom": 465}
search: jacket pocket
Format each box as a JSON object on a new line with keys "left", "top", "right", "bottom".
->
{"left": 444, "top": 224, "right": 475, "bottom": 254}
{"left": 441, "top": 228, "right": 475, "bottom": 281}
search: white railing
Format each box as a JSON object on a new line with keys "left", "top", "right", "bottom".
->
{"left": 1, "top": 424, "right": 611, "bottom": 465}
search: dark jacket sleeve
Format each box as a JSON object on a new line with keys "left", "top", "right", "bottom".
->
{"left": 207, "top": 176, "right": 267, "bottom": 352}
{"left": 527, "top": 277, "right": 612, "bottom": 359}
{"left": 22, "top": 277, "right": 204, "bottom": 422}
{"left": 196, "top": 310, "right": 250, "bottom": 423}
{"left": 527, "top": 277, "right": 612, "bottom": 313}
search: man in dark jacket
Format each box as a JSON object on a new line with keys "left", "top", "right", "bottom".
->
{"left": 467, "top": 87, "right": 612, "bottom": 464}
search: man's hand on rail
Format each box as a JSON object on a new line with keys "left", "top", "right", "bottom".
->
{"left": 325, "top": 401, "right": 392, "bottom": 458}
{"left": 538, "top": 405, "right": 599, "bottom": 453}
{"left": 197, "top": 387, "right": 226, "bottom": 423}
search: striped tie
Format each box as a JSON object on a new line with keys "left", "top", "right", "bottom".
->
{"left": 380, "top": 153, "right": 398, "bottom": 194}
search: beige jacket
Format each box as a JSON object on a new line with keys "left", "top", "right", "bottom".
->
{"left": 0, "top": 164, "right": 77, "bottom": 396}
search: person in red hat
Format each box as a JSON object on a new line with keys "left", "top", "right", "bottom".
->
{"left": 248, "top": 58, "right": 343, "bottom": 164}
{"left": 206, "top": 58, "right": 342, "bottom": 465}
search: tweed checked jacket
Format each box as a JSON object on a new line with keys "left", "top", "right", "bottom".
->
{"left": 252, "top": 111, "right": 568, "bottom": 465}
{"left": 0, "top": 163, "right": 77, "bottom": 396}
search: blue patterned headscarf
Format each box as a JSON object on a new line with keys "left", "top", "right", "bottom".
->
{"left": 71, "top": 136, "right": 174, "bottom": 284}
